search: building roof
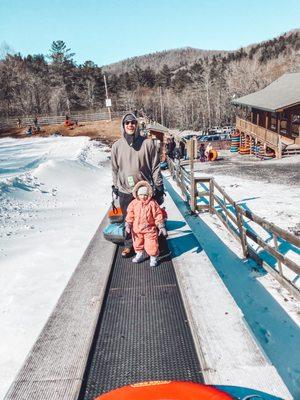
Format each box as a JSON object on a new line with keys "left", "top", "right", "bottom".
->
{"left": 232, "top": 73, "right": 300, "bottom": 112}
{"left": 177, "top": 130, "right": 202, "bottom": 138}
{"left": 146, "top": 122, "right": 169, "bottom": 133}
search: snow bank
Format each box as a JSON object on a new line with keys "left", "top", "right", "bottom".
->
{"left": 0, "top": 136, "right": 112, "bottom": 399}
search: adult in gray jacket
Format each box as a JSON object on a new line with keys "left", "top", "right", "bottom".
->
{"left": 111, "top": 112, "right": 164, "bottom": 257}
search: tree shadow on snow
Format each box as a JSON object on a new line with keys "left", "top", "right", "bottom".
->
{"left": 164, "top": 176, "right": 300, "bottom": 399}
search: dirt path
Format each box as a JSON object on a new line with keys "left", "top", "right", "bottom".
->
{"left": 0, "top": 118, "right": 122, "bottom": 146}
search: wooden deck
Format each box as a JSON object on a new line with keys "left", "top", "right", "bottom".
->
{"left": 236, "top": 117, "right": 300, "bottom": 158}
{"left": 236, "top": 117, "right": 279, "bottom": 151}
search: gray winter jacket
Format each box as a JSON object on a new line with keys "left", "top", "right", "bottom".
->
{"left": 111, "top": 113, "right": 163, "bottom": 194}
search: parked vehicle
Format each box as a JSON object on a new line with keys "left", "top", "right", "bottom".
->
{"left": 198, "top": 134, "right": 230, "bottom": 142}
{"left": 211, "top": 126, "right": 222, "bottom": 133}
{"left": 181, "top": 134, "right": 197, "bottom": 141}
{"left": 207, "top": 126, "right": 235, "bottom": 135}
{"left": 219, "top": 133, "right": 231, "bottom": 140}
{"left": 222, "top": 126, "right": 235, "bottom": 134}
{"left": 198, "top": 135, "right": 221, "bottom": 142}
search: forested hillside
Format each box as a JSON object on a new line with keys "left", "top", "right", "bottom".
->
{"left": 102, "top": 47, "right": 228, "bottom": 75}
{"left": 0, "top": 30, "right": 299, "bottom": 129}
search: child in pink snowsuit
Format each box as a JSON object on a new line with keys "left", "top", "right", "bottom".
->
{"left": 125, "top": 180, "right": 167, "bottom": 267}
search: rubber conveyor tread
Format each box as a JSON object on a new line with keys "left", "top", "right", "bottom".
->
{"left": 79, "top": 246, "right": 203, "bottom": 400}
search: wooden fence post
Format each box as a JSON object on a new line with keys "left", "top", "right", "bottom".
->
{"left": 223, "top": 194, "right": 228, "bottom": 225}
{"left": 178, "top": 162, "right": 183, "bottom": 195}
{"left": 273, "top": 234, "right": 283, "bottom": 276}
{"left": 235, "top": 204, "right": 248, "bottom": 258}
{"left": 209, "top": 179, "right": 214, "bottom": 214}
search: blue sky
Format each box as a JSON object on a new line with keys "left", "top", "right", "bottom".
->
{"left": 0, "top": 0, "right": 299, "bottom": 67}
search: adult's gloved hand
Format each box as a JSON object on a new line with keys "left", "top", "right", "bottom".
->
{"left": 125, "top": 222, "right": 132, "bottom": 234}
{"left": 112, "top": 185, "right": 119, "bottom": 198}
{"left": 153, "top": 186, "right": 165, "bottom": 205}
{"left": 158, "top": 224, "right": 167, "bottom": 237}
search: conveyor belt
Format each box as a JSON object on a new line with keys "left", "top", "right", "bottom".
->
{"left": 79, "top": 246, "right": 203, "bottom": 400}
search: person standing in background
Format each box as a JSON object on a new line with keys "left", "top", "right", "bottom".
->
{"left": 199, "top": 143, "right": 206, "bottom": 162}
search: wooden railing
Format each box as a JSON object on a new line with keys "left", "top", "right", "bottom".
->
{"left": 167, "top": 156, "right": 300, "bottom": 300}
{"left": 236, "top": 117, "right": 279, "bottom": 149}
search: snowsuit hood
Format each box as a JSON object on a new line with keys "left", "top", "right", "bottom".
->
{"left": 120, "top": 112, "right": 140, "bottom": 145}
{"left": 132, "top": 180, "right": 153, "bottom": 199}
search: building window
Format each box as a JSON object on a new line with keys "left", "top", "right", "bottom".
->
{"left": 280, "top": 119, "right": 288, "bottom": 135}
{"left": 270, "top": 113, "right": 277, "bottom": 131}
{"left": 291, "top": 114, "right": 300, "bottom": 137}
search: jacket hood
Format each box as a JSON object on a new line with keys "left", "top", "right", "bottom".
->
{"left": 120, "top": 113, "right": 140, "bottom": 138}
{"left": 132, "top": 180, "right": 153, "bottom": 199}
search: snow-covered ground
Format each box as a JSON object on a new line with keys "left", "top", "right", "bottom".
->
{"left": 0, "top": 138, "right": 299, "bottom": 399}
{"left": 192, "top": 153, "right": 300, "bottom": 283}
{"left": 169, "top": 164, "right": 300, "bottom": 319}
{"left": 0, "top": 136, "right": 112, "bottom": 399}
{"left": 164, "top": 166, "right": 300, "bottom": 397}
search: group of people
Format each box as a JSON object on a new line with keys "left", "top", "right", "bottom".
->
{"left": 165, "top": 136, "right": 213, "bottom": 162}
{"left": 111, "top": 113, "right": 167, "bottom": 267}
{"left": 165, "top": 137, "right": 186, "bottom": 160}
{"left": 110, "top": 115, "right": 215, "bottom": 266}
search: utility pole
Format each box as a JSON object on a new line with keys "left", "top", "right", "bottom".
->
{"left": 103, "top": 74, "right": 112, "bottom": 121}
{"left": 159, "top": 86, "right": 164, "bottom": 126}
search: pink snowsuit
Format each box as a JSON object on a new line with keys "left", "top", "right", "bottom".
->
{"left": 126, "top": 183, "right": 164, "bottom": 257}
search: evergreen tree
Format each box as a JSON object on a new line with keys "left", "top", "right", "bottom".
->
{"left": 130, "top": 65, "right": 147, "bottom": 88}
{"left": 190, "top": 60, "right": 204, "bottom": 83}
{"left": 157, "top": 64, "right": 172, "bottom": 88}
{"left": 107, "top": 74, "right": 120, "bottom": 95}
{"left": 171, "top": 69, "right": 192, "bottom": 92}
{"left": 48, "top": 40, "right": 75, "bottom": 64}
{"left": 142, "top": 67, "right": 156, "bottom": 87}
{"left": 119, "top": 72, "right": 133, "bottom": 91}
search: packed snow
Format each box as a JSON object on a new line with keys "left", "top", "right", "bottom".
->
{"left": 0, "top": 136, "right": 112, "bottom": 399}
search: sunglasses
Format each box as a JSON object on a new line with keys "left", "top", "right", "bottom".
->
{"left": 125, "top": 120, "right": 137, "bottom": 125}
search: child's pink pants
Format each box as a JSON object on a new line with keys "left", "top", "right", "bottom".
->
{"left": 132, "top": 230, "right": 159, "bottom": 256}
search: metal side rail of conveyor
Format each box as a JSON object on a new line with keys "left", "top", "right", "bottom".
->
{"left": 78, "top": 245, "right": 203, "bottom": 400}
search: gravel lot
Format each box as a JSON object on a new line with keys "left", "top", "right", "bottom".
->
{"left": 193, "top": 151, "right": 300, "bottom": 186}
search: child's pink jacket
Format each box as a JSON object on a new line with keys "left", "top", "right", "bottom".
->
{"left": 125, "top": 180, "right": 164, "bottom": 257}
{"left": 126, "top": 197, "right": 164, "bottom": 234}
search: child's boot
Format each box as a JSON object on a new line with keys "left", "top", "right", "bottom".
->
{"left": 150, "top": 256, "right": 158, "bottom": 267}
{"left": 132, "top": 251, "right": 145, "bottom": 263}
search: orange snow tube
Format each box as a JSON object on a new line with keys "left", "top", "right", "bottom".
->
{"left": 64, "top": 119, "right": 74, "bottom": 126}
{"left": 209, "top": 149, "right": 218, "bottom": 161}
{"left": 239, "top": 146, "right": 250, "bottom": 155}
{"left": 95, "top": 381, "right": 233, "bottom": 400}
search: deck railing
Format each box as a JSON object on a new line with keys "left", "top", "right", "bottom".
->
{"left": 167, "top": 156, "right": 300, "bottom": 300}
{"left": 236, "top": 117, "right": 279, "bottom": 149}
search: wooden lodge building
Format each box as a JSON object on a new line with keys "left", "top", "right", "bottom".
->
{"left": 146, "top": 121, "right": 169, "bottom": 154}
{"left": 232, "top": 73, "right": 300, "bottom": 158}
